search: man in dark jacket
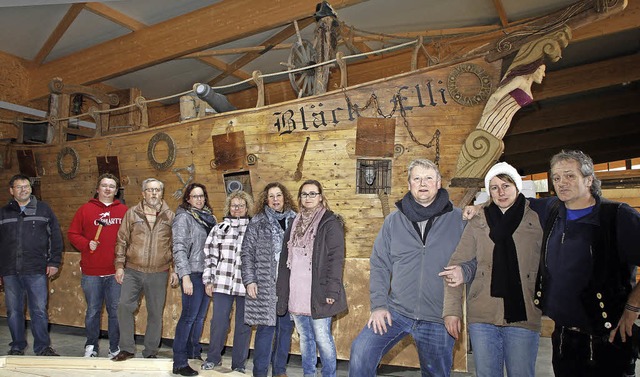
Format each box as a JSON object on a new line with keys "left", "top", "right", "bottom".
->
{"left": 530, "top": 150, "right": 640, "bottom": 377}
{"left": 0, "top": 174, "right": 63, "bottom": 356}
{"left": 349, "top": 159, "right": 466, "bottom": 377}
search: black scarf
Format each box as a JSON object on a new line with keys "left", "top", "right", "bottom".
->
{"left": 485, "top": 193, "right": 527, "bottom": 323}
{"left": 396, "top": 188, "right": 453, "bottom": 223}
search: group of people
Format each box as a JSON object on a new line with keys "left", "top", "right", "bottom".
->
{"left": 0, "top": 173, "right": 348, "bottom": 377}
{"left": 1, "top": 149, "right": 639, "bottom": 377}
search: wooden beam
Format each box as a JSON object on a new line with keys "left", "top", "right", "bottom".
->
{"left": 182, "top": 34, "right": 379, "bottom": 57}
{"left": 571, "top": 0, "right": 640, "bottom": 43}
{"left": 508, "top": 87, "right": 640, "bottom": 136}
{"left": 208, "top": 17, "right": 315, "bottom": 86}
{"left": 82, "top": 3, "right": 250, "bottom": 82}
{"left": 484, "top": 0, "right": 627, "bottom": 62}
{"left": 533, "top": 54, "right": 640, "bottom": 101}
{"left": 505, "top": 113, "right": 640, "bottom": 155}
{"left": 492, "top": 0, "right": 509, "bottom": 28}
{"left": 83, "top": 2, "right": 145, "bottom": 31}
{"left": 27, "top": 0, "right": 367, "bottom": 100}
{"left": 438, "top": 0, "right": 635, "bottom": 58}
{"left": 197, "top": 56, "right": 252, "bottom": 81}
{"left": 33, "top": 3, "right": 85, "bottom": 65}
{"left": 506, "top": 131, "right": 640, "bottom": 175}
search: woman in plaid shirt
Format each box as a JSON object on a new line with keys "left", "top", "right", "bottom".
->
{"left": 201, "top": 191, "right": 254, "bottom": 373}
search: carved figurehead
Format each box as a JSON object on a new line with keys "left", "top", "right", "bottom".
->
{"left": 451, "top": 26, "right": 572, "bottom": 205}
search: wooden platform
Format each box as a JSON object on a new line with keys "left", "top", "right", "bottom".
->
{"left": 0, "top": 356, "right": 241, "bottom": 376}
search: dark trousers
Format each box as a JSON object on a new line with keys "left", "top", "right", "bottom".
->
{"left": 552, "top": 325, "right": 635, "bottom": 377}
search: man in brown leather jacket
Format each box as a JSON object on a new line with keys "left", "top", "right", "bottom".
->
{"left": 112, "top": 178, "right": 177, "bottom": 361}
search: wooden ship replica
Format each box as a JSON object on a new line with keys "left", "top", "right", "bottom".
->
{"left": 0, "top": 0, "right": 629, "bottom": 374}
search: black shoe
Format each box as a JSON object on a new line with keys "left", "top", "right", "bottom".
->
{"left": 145, "top": 354, "right": 157, "bottom": 359}
{"left": 112, "top": 350, "right": 135, "bottom": 361}
{"left": 172, "top": 365, "right": 199, "bottom": 376}
{"left": 188, "top": 355, "right": 203, "bottom": 361}
{"left": 7, "top": 349, "right": 24, "bottom": 356}
{"left": 37, "top": 347, "right": 59, "bottom": 356}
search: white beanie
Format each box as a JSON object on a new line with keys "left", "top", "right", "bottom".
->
{"left": 484, "top": 162, "right": 522, "bottom": 193}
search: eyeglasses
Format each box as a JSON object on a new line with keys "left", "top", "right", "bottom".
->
{"left": 144, "top": 187, "right": 162, "bottom": 193}
{"left": 190, "top": 195, "right": 205, "bottom": 200}
{"left": 12, "top": 185, "right": 31, "bottom": 191}
{"left": 301, "top": 192, "right": 320, "bottom": 199}
{"left": 231, "top": 204, "right": 246, "bottom": 209}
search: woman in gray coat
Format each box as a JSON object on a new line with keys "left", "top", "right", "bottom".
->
{"left": 241, "top": 182, "right": 297, "bottom": 377}
{"left": 172, "top": 183, "right": 217, "bottom": 376}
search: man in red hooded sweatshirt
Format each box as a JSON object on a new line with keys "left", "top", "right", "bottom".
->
{"left": 68, "top": 173, "right": 128, "bottom": 359}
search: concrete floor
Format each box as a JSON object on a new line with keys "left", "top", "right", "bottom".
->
{"left": 0, "top": 317, "right": 564, "bottom": 376}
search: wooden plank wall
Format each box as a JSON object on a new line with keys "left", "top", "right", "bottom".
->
{"left": 0, "top": 58, "right": 500, "bottom": 370}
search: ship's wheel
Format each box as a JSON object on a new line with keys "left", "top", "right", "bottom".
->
{"left": 287, "top": 39, "right": 317, "bottom": 98}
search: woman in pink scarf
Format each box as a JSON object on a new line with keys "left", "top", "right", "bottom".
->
{"left": 276, "top": 180, "right": 347, "bottom": 377}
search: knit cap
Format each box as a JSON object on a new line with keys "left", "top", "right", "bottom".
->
{"left": 484, "top": 162, "right": 522, "bottom": 193}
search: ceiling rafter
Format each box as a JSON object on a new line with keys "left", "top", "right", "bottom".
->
{"left": 27, "top": 0, "right": 367, "bottom": 100}
{"left": 84, "top": 2, "right": 146, "bottom": 31}
{"left": 85, "top": 2, "right": 252, "bottom": 83}
{"left": 198, "top": 56, "right": 252, "bottom": 81}
{"left": 491, "top": 0, "right": 509, "bottom": 28}
{"left": 208, "top": 17, "right": 315, "bottom": 86}
{"left": 33, "top": 3, "right": 85, "bottom": 65}
{"left": 533, "top": 53, "right": 640, "bottom": 101}
{"left": 509, "top": 88, "right": 640, "bottom": 136}
{"left": 339, "top": 24, "right": 374, "bottom": 58}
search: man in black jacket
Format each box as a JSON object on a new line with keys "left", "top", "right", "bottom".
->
{"left": 0, "top": 174, "right": 63, "bottom": 356}
{"left": 530, "top": 150, "right": 640, "bottom": 377}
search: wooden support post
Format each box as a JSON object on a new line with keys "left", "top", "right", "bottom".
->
{"left": 411, "top": 36, "right": 423, "bottom": 70}
{"left": 135, "top": 96, "right": 149, "bottom": 128}
{"left": 252, "top": 71, "right": 264, "bottom": 108}
{"left": 336, "top": 51, "right": 347, "bottom": 88}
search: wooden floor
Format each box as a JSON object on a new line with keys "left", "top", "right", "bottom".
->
{"left": 0, "top": 356, "right": 242, "bottom": 376}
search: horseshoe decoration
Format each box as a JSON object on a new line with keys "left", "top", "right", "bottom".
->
{"left": 147, "top": 132, "right": 176, "bottom": 171}
{"left": 57, "top": 147, "right": 80, "bottom": 180}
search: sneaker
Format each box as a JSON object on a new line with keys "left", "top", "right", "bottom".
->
{"left": 108, "top": 348, "right": 120, "bottom": 359}
{"left": 7, "top": 349, "right": 24, "bottom": 356}
{"left": 84, "top": 345, "right": 97, "bottom": 357}
{"left": 37, "top": 347, "right": 60, "bottom": 356}
{"left": 201, "top": 362, "right": 232, "bottom": 373}
{"left": 232, "top": 367, "right": 246, "bottom": 374}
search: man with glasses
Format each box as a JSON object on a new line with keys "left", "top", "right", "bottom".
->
{"left": 112, "top": 178, "right": 177, "bottom": 361}
{"left": 0, "top": 174, "right": 63, "bottom": 356}
{"left": 68, "top": 173, "right": 128, "bottom": 358}
{"left": 349, "top": 159, "right": 466, "bottom": 376}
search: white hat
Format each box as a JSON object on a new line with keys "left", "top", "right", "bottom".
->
{"left": 484, "top": 162, "right": 522, "bottom": 193}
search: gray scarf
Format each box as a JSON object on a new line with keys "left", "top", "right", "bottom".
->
{"left": 264, "top": 205, "right": 296, "bottom": 261}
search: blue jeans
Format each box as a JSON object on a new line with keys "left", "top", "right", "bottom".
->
{"left": 469, "top": 323, "right": 539, "bottom": 377}
{"left": 3, "top": 274, "right": 51, "bottom": 354}
{"left": 349, "top": 308, "right": 455, "bottom": 377}
{"left": 173, "top": 273, "right": 210, "bottom": 368}
{"left": 292, "top": 314, "right": 336, "bottom": 377}
{"left": 207, "top": 293, "right": 252, "bottom": 370}
{"left": 81, "top": 274, "right": 121, "bottom": 353}
{"left": 252, "top": 312, "right": 294, "bottom": 377}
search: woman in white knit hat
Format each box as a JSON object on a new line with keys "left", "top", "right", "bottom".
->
{"left": 440, "top": 162, "right": 543, "bottom": 377}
